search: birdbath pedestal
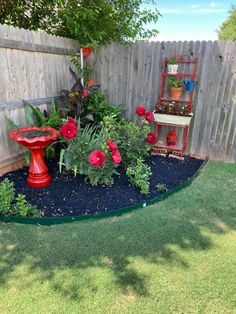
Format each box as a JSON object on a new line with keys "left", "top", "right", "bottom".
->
{"left": 10, "top": 126, "right": 60, "bottom": 188}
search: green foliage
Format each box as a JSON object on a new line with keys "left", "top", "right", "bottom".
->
{"left": 218, "top": 6, "right": 236, "bottom": 40}
{"left": 168, "top": 58, "right": 178, "bottom": 65}
{"left": 70, "top": 56, "right": 93, "bottom": 84}
{"left": 13, "top": 194, "right": 40, "bottom": 217}
{"left": 156, "top": 183, "right": 168, "bottom": 193}
{"left": 102, "top": 115, "right": 152, "bottom": 167}
{"left": 126, "top": 159, "right": 152, "bottom": 195}
{"left": 59, "top": 122, "right": 119, "bottom": 185}
{"left": 0, "top": 178, "right": 40, "bottom": 217}
{"left": 0, "top": 179, "right": 15, "bottom": 215}
{"left": 0, "top": 1, "right": 161, "bottom": 45}
{"left": 6, "top": 100, "right": 65, "bottom": 160}
{"left": 168, "top": 78, "right": 184, "bottom": 88}
{"left": 82, "top": 92, "right": 124, "bottom": 126}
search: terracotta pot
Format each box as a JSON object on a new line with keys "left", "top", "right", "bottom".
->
{"left": 169, "top": 87, "right": 183, "bottom": 100}
{"left": 166, "top": 131, "right": 178, "bottom": 146}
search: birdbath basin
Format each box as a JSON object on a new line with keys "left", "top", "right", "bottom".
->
{"left": 10, "top": 126, "right": 60, "bottom": 188}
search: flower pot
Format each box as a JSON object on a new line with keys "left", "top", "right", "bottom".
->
{"left": 169, "top": 87, "right": 183, "bottom": 100}
{"left": 166, "top": 131, "right": 178, "bottom": 146}
{"left": 167, "top": 64, "right": 178, "bottom": 74}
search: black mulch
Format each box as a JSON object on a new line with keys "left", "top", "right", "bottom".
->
{"left": 2, "top": 155, "right": 204, "bottom": 217}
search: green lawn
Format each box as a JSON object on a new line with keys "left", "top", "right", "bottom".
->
{"left": 0, "top": 161, "right": 236, "bottom": 314}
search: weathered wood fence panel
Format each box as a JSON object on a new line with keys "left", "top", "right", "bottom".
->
{"left": 0, "top": 23, "right": 236, "bottom": 170}
{"left": 91, "top": 41, "right": 236, "bottom": 163}
{"left": 0, "top": 24, "right": 80, "bottom": 171}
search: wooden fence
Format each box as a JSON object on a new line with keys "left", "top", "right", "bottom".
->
{"left": 91, "top": 41, "right": 236, "bottom": 163}
{"left": 0, "top": 24, "right": 80, "bottom": 173}
{"left": 0, "top": 24, "right": 236, "bottom": 172}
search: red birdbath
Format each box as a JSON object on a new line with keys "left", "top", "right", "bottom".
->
{"left": 10, "top": 126, "right": 60, "bottom": 188}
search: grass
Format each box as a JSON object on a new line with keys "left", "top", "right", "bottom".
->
{"left": 0, "top": 161, "right": 236, "bottom": 314}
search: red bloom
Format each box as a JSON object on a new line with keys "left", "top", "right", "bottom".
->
{"left": 145, "top": 112, "right": 153, "bottom": 122}
{"left": 86, "top": 80, "right": 94, "bottom": 87}
{"left": 106, "top": 139, "right": 118, "bottom": 152}
{"left": 67, "top": 117, "right": 77, "bottom": 126}
{"left": 136, "top": 106, "right": 146, "bottom": 117}
{"left": 145, "top": 133, "right": 157, "bottom": 144}
{"left": 88, "top": 149, "right": 106, "bottom": 168}
{"left": 82, "top": 47, "right": 93, "bottom": 59}
{"left": 111, "top": 150, "right": 122, "bottom": 164}
{"left": 61, "top": 122, "right": 78, "bottom": 139}
{"left": 83, "top": 89, "right": 89, "bottom": 97}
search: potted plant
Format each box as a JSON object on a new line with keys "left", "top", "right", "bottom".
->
{"left": 168, "top": 78, "right": 184, "bottom": 100}
{"left": 167, "top": 58, "right": 179, "bottom": 74}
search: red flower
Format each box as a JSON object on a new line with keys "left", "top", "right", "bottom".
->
{"left": 145, "top": 112, "right": 153, "bottom": 122}
{"left": 106, "top": 139, "right": 118, "bottom": 152}
{"left": 88, "top": 149, "right": 106, "bottom": 168}
{"left": 82, "top": 47, "right": 93, "bottom": 59}
{"left": 86, "top": 80, "right": 94, "bottom": 87}
{"left": 83, "top": 89, "right": 89, "bottom": 97}
{"left": 111, "top": 150, "right": 122, "bottom": 164}
{"left": 136, "top": 106, "right": 146, "bottom": 117}
{"left": 61, "top": 122, "right": 78, "bottom": 139}
{"left": 67, "top": 117, "right": 77, "bottom": 126}
{"left": 145, "top": 133, "right": 157, "bottom": 144}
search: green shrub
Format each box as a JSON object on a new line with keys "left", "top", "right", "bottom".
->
{"left": 59, "top": 122, "right": 121, "bottom": 185}
{"left": 156, "top": 183, "right": 168, "bottom": 193}
{"left": 0, "top": 178, "right": 40, "bottom": 217}
{"left": 101, "top": 115, "right": 152, "bottom": 167}
{"left": 82, "top": 91, "right": 124, "bottom": 126}
{"left": 126, "top": 159, "right": 152, "bottom": 195}
{"left": 0, "top": 179, "right": 15, "bottom": 215}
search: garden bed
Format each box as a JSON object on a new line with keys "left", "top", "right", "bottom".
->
{"left": 1, "top": 155, "right": 204, "bottom": 219}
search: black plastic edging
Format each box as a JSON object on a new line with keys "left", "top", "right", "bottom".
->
{"left": 0, "top": 159, "right": 208, "bottom": 226}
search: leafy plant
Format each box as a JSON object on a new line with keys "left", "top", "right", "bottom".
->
{"left": 101, "top": 114, "right": 153, "bottom": 167}
{"left": 0, "top": 179, "right": 15, "bottom": 215}
{"left": 6, "top": 100, "right": 65, "bottom": 160}
{"left": 60, "top": 67, "right": 100, "bottom": 117}
{"left": 168, "top": 78, "right": 184, "bottom": 88}
{"left": 126, "top": 159, "right": 152, "bottom": 195}
{"left": 0, "top": 178, "right": 40, "bottom": 217}
{"left": 168, "top": 58, "right": 178, "bottom": 65}
{"left": 82, "top": 91, "right": 124, "bottom": 126}
{"left": 13, "top": 194, "right": 40, "bottom": 217}
{"left": 156, "top": 183, "right": 168, "bottom": 193}
{"left": 59, "top": 121, "right": 121, "bottom": 186}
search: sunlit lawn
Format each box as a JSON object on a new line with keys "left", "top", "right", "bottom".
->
{"left": 0, "top": 161, "right": 236, "bottom": 314}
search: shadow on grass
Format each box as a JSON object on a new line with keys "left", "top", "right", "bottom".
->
{"left": 0, "top": 162, "right": 235, "bottom": 300}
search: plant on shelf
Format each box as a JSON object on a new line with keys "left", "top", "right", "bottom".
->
{"left": 167, "top": 57, "right": 179, "bottom": 74}
{"left": 156, "top": 101, "right": 192, "bottom": 117}
{"left": 168, "top": 78, "right": 184, "bottom": 100}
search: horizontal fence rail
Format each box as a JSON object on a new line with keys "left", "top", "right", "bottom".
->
{"left": 91, "top": 41, "right": 236, "bottom": 163}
